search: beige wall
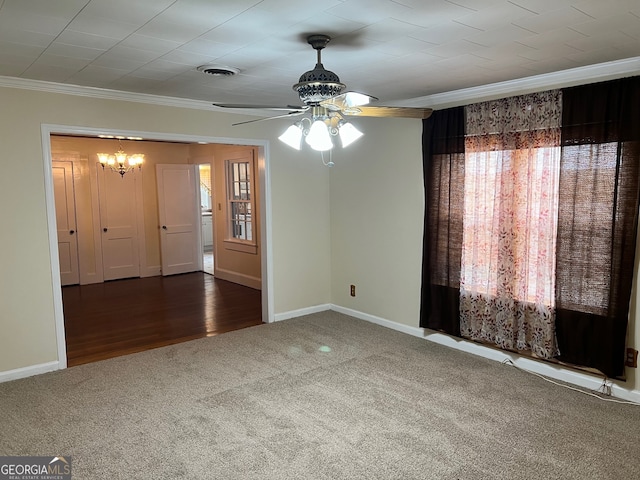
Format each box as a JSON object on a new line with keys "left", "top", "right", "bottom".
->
{"left": 329, "top": 117, "right": 424, "bottom": 325}
{"left": 0, "top": 86, "right": 331, "bottom": 373}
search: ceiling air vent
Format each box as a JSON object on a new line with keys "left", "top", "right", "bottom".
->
{"left": 197, "top": 64, "right": 240, "bottom": 76}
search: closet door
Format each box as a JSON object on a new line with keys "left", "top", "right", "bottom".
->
{"left": 97, "top": 167, "right": 141, "bottom": 281}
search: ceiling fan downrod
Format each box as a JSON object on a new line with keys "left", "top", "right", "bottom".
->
{"left": 307, "top": 34, "right": 331, "bottom": 65}
{"left": 293, "top": 34, "right": 345, "bottom": 105}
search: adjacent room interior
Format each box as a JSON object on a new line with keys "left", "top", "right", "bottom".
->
{"left": 50, "top": 134, "right": 265, "bottom": 365}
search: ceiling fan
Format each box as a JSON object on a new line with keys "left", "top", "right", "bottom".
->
{"left": 212, "top": 34, "right": 433, "bottom": 130}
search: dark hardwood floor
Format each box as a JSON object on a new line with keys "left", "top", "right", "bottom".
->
{"left": 62, "top": 272, "right": 263, "bottom": 367}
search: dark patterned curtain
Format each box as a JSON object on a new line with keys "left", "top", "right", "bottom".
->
{"left": 460, "top": 91, "right": 562, "bottom": 359}
{"left": 420, "top": 107, "right": 465, "bottom": 335}
{"left": 421, "top": 77, "right": 640, "bottom": 379}
{"left": 555, "top": 76, "right": 640, "bottom": 378}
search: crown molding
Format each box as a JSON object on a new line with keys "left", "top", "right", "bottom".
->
{"left": 1, "top": 56, "right": 639, "bottom": 113}
{"left": 399, "top": 56, "right": 640, "bottom": 110}
{"left": 0, "top": 75, "right": 217, "bottom": 111}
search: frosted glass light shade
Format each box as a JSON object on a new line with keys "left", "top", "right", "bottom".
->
{"left": 338, "top": 122, "right": 364, "bottom": 148}
{"left": 128, "top": 154, "right": 144, "bottom": 166}
{"left": 305, "top": 120, "right": 333, "bottom": 151}
{"left": 115, "top": 151, "right": 128, "bottom": 165}
{"left": 344, "top": 92, "right": 372, "bottom": 107}
{"left": 278, "top": 124, "right": 303, "bottom": 150}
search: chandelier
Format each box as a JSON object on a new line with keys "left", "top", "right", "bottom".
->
{"left": 97, "top": 139, "right": 144, "bottom": 177}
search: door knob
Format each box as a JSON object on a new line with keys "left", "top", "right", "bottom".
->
{"left": 162, "top": 225, "right": 167, "bottom": 230}
{"left": 69, "top": 230, "right": 75, "bottom": 235}
{"left": 103, "top": 227, "right": 108, "bottom": 232}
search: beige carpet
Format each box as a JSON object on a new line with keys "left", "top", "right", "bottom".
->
{"left": 1, "top": 311, "right": 639, "bottom": 479}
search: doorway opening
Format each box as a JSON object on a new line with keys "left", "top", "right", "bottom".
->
{"left": 199, "top": 163, "right": 214, "bottom": 275}
{"left": 42, "top": 125, "right": 274, "bottom": 369}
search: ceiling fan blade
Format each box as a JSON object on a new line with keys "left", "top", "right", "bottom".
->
{"left": 231, "top": 110, "right": 307, "bottom": 126}
{"left": 319, "top": 92, "right": 431, "bottom": 119}
{"left": 319, "top": 92, "right": 378, "bottom": 111}
{"left": 342, "top": 106, "right": 433, "bottom": 119}
{"left": 213, "top": 103, "right": 306, "bottom": 112}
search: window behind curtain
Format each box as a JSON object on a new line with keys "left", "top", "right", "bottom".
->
{"left": 420, "top": 107, "right": 465, "bottom": 336}
{"left": 462, "top": 147, "right": 560, "bottom": 305}
{"left": 460, "top": 90, "right": 562, "bottom": 359}
{"left": 421, "top": 77, "right": 640, "bottom": 378}
{"left": 555, "top": 77, "right": 640, "bottom": 378}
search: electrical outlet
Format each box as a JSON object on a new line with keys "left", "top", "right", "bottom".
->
{"left": 625, "top": 348, "right": 638, "bottom": 368}
{"left": 350, "top": 284, "right": 356, "bottom": 297}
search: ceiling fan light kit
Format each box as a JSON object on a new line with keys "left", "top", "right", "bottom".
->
{"left": 278, "top": 124, "right": 303, "bottom": 150}
{"left": 277, "top": 112, "right": 365, "bottom": 152}
{"left": 213, "top": 34, "right": 432, "bottom": 163}
{"left": 338, "top": 122, "right": 364, "bottom": 148}
{"left": 306, "top": 118, "right": 334, "bottom": 151}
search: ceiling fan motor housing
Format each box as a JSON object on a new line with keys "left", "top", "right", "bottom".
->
{"left": 294, "top": 69, "right": 345, "bottom": 105}
{"left": 293, "top": 34, "right": 345, "bottom": 105}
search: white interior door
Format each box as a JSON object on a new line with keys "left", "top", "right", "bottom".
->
{"left": 52, "top": 161, "right": 80, "bottom": 286}
{"left": 156, "top": 164, "right": 201, "bottom": 276}
{"left": 97, "top": 167, "right": 141, "bottom": 280}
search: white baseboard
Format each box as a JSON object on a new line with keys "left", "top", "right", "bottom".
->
{"left": 421, "top": 330, "right": 640, "bottom": 404}
{"left": 0, "top": 361, "right": 60, "bottom": 383}
{"left": 331, "top": 305, "right": 425, "bottom": 337}
{"left": 274, "top": 304, "right": 331, "bottom": 322}
{"left": 140, "top": 265, "right": 162, "bottom": 278}
{"left": 79, "top": 272, "right": 102, "bottom": 285}
{"left": 214, "top": 268, "right": 261, "bottom": 290}
{"left": 297, "top": 304, "right": 640, "bottom": 404}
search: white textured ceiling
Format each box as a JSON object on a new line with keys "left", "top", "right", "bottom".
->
{"left": 0, "top": 0, "right": 639, "bottom": 107}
